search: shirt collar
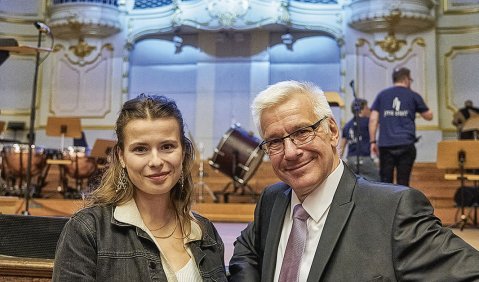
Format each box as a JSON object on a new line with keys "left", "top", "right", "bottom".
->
{"left": 291, "top": 160, "right": 344, "bottom": 222}
{"left": 114, "top": 199, "right": 202, "bottom": 243}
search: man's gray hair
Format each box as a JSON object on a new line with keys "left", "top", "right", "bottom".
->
{"left": 251, "top": 80, "right": 333, "bottom": 137}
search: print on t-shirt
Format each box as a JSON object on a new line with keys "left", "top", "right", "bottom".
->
{"left": 384, "top": 97, "right": 409, "bottom": 117}
{"left": 371, "top": 87, "right": 429, "bottom": 147}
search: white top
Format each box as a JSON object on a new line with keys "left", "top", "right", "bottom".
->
{"left": 114, "top": 199, "right": 202, "bottom": 282}
{"left": 274, "top": 161, "right": 344, "bottom": 282}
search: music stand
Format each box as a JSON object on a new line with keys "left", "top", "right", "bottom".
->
{"left": 2, "top": 29, "right": 52, "bottom": 215}
{"left": 46, "top": 117, "right": 82, "bottom": 151}
{"left": 90, "top": 139, "right": 116, "bottom": 159}
{"left": 324, "top": 91, "right": 345, "bottom": 107}
{"left": 0, "top": 45, "right": 52, "bottom": 54}
{"left": 6, "top": 121, "right": 25, "bottom": 141}
{"left": 194, "top": 142, "right": 217, "bottom": 203}
{"left": 437, "top": 140, "right": 479, "bottom": 230}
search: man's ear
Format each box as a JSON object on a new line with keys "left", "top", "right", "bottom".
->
{"left": 328, "top": 118, "right": 340, "bottom": 146}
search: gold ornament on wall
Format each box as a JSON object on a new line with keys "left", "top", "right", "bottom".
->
{"left": 53, "top": 38, "right": 114, "bottom": 67}
{"left": 356, "top": 9, "right": 426, "bottom": 62}
{"left": 69, "top": 37, "right": 96, "bottom": 58}
{"left": 375, "top": 33, "right": 406, "bottom": 55}
{"left": 374, "top": 9, "right": 406, "bottom": 56}
{"left": 356, "top": 37, "right": 425, "bottom": 63}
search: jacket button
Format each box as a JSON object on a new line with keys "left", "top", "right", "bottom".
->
{"left": 149, "top": 262, "right": 156, "bottom": 269}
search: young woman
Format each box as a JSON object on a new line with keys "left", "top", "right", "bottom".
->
{"left": 53, "top": 95, "right": 227, "bottom": 281}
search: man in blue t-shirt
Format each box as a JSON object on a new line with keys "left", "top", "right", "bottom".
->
{"left": 369, "top": 67, "right": 433, "bottom": 186}
{"left": 340, "top": 99, "right": 379, "bottom": 181}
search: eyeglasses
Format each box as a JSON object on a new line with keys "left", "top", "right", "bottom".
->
{"left": 259, "top": 116, "right": 328, "bottom": 156}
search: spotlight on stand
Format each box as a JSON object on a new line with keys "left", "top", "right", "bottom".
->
{"left": 173, "top": 35, "right": 183, "bottom": 54}
{"left": 281, "top": 32, "right": 294, "bottom": 50}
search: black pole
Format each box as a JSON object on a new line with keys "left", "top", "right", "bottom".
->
{"left": 350, "top": 80, "right": 361, "bottom": 175}
{"left": 23, "top": 28, "right": 43, "bottom": 215}
{"left": 458, "top": 150, "right": 467, "bottom": 231}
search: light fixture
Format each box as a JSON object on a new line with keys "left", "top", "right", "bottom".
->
{"left": 172, "top": 34, "right": 183, "bottom": 53}
{"left": 281, "top": 32, "right": 294, "bottom": 50}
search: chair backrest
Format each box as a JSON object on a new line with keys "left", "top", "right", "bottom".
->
{"left": 73, "top": 131, "right": 88, "bottom": 148}
{"left": 0, "top": 214, "right": 68, "bottom": 259}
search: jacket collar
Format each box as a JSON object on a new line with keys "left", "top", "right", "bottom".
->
{"left": 112, "top": 199, "right": 202, "bottom": 243}
{"left": 307, "top": 164, "right": 357, "bottom": 282}
{"left": 262, "top": 186, "right": 290, "bottom": 282}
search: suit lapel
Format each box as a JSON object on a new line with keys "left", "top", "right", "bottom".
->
{"left": 307, "top": 167, "right": 357, "bottom": 282}
{"left": 262, "top": 188, "right": 290, "bottom": 282}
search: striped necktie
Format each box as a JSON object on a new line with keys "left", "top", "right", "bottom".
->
{"left": 278, "top": 204, "right": 310, "bottom": 282}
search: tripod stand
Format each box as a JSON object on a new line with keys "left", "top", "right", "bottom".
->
{"left": 350, "top": 80, "right": 361, "bottom": 175}
{"left": 215, "top": 151, "right": 258, "bottom": 203}
{"left": 0, "top": 122, "right": 7, "bottom": 193}
{"left": 194, "top": 143, "right": 217, "bottom": 203}
{"left": 455, "top": 150, "right": 469, "bottom": 230}
{"left": 45, "top": 117, "right": 83, "bottom": 197}
{"left": 437, "top": 140, "right": 479, "bottom": 230}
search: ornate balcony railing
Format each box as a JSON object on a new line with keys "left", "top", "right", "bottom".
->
{"left": 49, "top": 0, "right": 122, "bottom": 39}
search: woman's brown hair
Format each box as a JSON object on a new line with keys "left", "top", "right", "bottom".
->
{"left": 87, "top": 94, "right": 195, "bottom": 234}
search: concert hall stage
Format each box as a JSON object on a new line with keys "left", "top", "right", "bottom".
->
{"left": 2, "top": 161, "right": 479, "bottom": 281}
{"left": 0, "top": 162, "right": 474, "bottom": 225}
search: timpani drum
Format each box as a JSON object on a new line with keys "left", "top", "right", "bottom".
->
{"left": 209, "top": 126, "right": 264, "bottom": 185}
{"left": 62, "top": 146, "right": 97, "bottom": 179}
{"left": 2, "top": 144, "right": 46, "bottom": 178}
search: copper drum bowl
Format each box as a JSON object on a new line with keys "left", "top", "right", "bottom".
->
{"left": 62, "top": 146, "right": 97, "bottom": 179}
{"left": 2, "top": 144, "right": 47, "bottom": 177}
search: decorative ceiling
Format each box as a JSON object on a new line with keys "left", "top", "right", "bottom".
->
{"left": 133, "top": 0, "right": 338, "bottom": 9}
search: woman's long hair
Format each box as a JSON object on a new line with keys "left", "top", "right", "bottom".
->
{"left": 87, "top": 94, "right": 195, "bottom": 235}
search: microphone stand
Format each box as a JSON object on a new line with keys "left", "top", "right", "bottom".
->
{"left": 23, "top": 27, "right": 44, "bottom": 215}
{"left": 350, "top": 81, "right": 361, "bottom": 175}
{"left": 457, "top": 150, "right": 468, "bottom": 231}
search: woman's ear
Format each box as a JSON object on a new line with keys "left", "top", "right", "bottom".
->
{"left": 117, "top": 147, "right": 126, "bottom": 168}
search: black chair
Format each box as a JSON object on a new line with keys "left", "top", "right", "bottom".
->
{"left": 0, "top": 214, "right": 68, "bottom": 259}
{"left": 73, "top": 131, "right": 88, "bottom": 148}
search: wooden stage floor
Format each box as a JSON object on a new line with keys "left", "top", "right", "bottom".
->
{"left": 0, "top": 197, "right": 256, "bottom": 223}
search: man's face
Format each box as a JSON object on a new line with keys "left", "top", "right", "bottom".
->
{"left": 361, "top": 104, "right": 371, "bottom": 117}
{"left": 260, "top": 95, "right": 340, "bottom": 201}
{"left": 406, "top": 76, "right": 413, "bottom": 89}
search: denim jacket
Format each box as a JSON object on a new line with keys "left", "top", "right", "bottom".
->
{"left": 52, "top": 205, "right": 227, "bottom": 281}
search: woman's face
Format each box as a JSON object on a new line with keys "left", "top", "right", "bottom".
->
{"left": 119, "top": 118, "right": 184, "bottom": 200}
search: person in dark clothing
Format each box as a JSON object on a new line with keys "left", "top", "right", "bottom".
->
{"left": 452, "top": 100, "right": 479, "bottom": 139}
{"left": 369, "top": 67, "right": 433, "bottom": 186}
{"left": 228, "top": 80, "right": 479, "bottom": 282}
{"left": 53, "top": 95, "right": 227, "bottom": 282}
{"left": 339, "top": 99, "right": 379, "bottom": 181}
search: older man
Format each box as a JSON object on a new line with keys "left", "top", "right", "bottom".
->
{"left": 228, "top": 80, "right": 479, "bottom": 281}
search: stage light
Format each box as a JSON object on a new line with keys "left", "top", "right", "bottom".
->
{"left": 281, "top": 32, "right": 294, "bottom": 50}
{"left": 173, "top": 35, "right": 183, "bottom": 53}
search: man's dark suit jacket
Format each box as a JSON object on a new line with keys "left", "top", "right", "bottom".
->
{"left": 229, "top": 165, "right": 479, "bottom": 281}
